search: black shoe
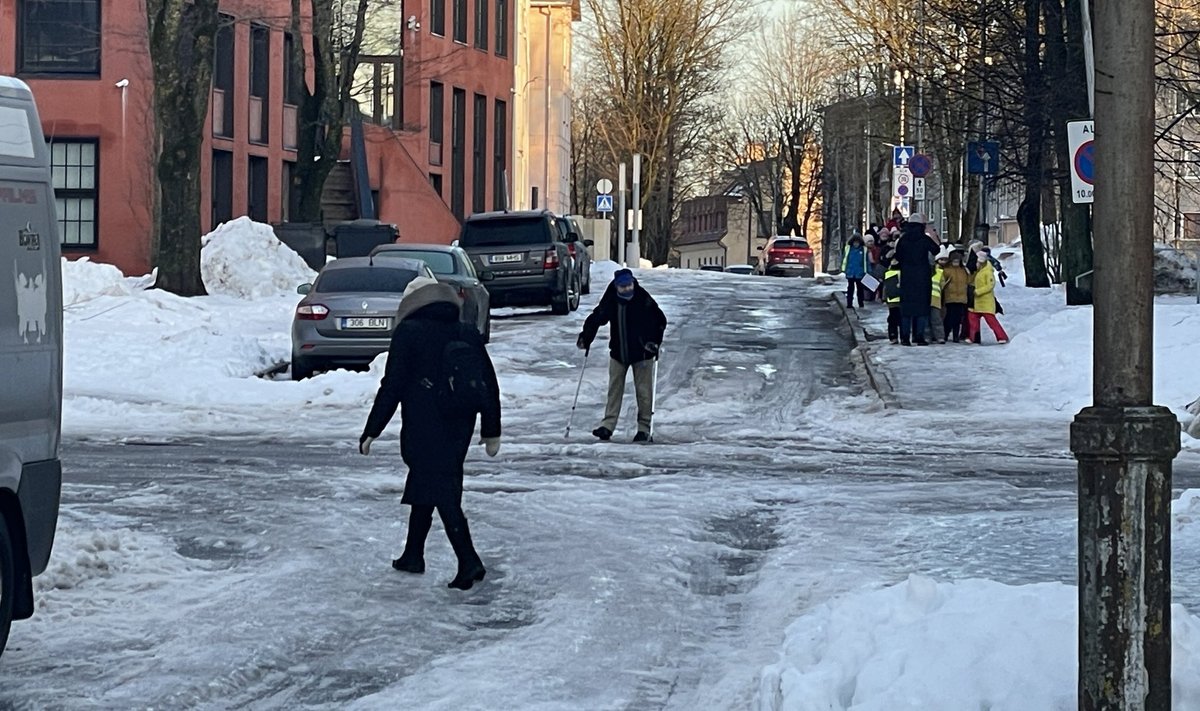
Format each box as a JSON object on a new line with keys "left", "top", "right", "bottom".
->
{"left": 448, "top": 562, "right": 487, "bottom": 590}
{"left": 391, "top": 555, "right": 425, "bottom": 574}
{"left": 632, "top": 431, "right": 652, "bottom": 443}
{"left": 915, "top": 340, "right": 929, "bottom": 346}
{"left": 900, "top": 340, "right": 912, "bottom": 346}
{"left": 592, "top": 427, "right": 612, "bottom": 441}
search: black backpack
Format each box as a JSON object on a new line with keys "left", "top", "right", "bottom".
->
{"left": 435, "top": 336, "right": 490, "bottom": 417}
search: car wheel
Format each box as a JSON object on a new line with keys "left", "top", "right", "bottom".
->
{"left": 569, "top": 273, "right": 581, "bottom": 311}
{"left": 0, "top": 510, "right": 15, "bottom": 660}
{"left": 291, "top": 355, "right": 316, "bottom": 381}
{"left": 581, "top": 268, "right": 591, "bottom": 295}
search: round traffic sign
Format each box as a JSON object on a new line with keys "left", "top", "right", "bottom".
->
{"left": 596, "top": 178, "right": 614, "bottom": 194}
{"left": 898, "top": 185, "right": 909, "bottom": 196}
{"left": 909, "top": 154, "right": 932, "bottom": 178}
{"left": 1074, "top": 141, "right": 1094, "bottom": 185}
{"left": 897, "top": 173, "right": 910, "bottom": 185}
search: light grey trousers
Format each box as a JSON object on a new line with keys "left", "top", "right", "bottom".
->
{"left": 601, "top": 358, "right": 655, "bottom": 433}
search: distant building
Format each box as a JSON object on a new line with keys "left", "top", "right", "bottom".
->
{"left": 0, "top": 0, "right": 515, "bottom": 276}
{"left": 673, "top": 195, "right": 766, "bottom": 270}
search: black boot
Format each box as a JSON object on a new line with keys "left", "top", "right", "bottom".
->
{"left": 444, "top": 514, "right": 486, "bottom": 590}
{"left": 392, "top": 506, "right": 432, "bottom": 574}
{"left": 592, "top": 426, "right": 612, "bottom": 441}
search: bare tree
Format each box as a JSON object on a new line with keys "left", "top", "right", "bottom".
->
{"left": 581, "top": 0, "right": 749, "bottom": 264}
{"left": 145, "top": 0, "right": 221, "bottom": 296}
{"left": 289, "top": 0, "right": 369, "bottom": 223}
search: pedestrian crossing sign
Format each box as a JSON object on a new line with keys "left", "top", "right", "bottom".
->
{"left": 596, "top": 194, "right": 614, "bottom": 213}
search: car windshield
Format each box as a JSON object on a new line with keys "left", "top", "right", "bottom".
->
{"left": 772, "top": 240, "right": 810, "bottom": 250}
{"left": 315, "top": 267, "right": 420, "bottom": 293}
{"left": 378, "top": 250, "right": 457, "bottom": 275}
{"left": 460, "top": 217, "right": 551, "bottom": 247}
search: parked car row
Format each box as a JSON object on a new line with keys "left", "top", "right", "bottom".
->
{"left": 291, "top": 209, "right": 593, "bottom": 379}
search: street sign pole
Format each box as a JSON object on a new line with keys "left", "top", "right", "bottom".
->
{"left": 630, "top": 154, "right": 642, "bottom": 267}
{"left": 1072, "top": 0, "right": 1179, "bottom": 708}
{"left": 617, "top": 163, "right": 627, "bottom": 267}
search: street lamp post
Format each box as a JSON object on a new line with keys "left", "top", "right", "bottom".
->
{"left": 1071, "top": 0, "right": 1180, "bottom": 707}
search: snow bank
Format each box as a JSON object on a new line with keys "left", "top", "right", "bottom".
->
{"left": 758, "top": 575, "right": 1200, "bottom": 711}
{"left": 1156, "top": 244, "right": 1197, "bottom": 295}
{"left": 200, "top": 217, "right": 316, "bottom": 299}
{"left": 61, "top": 257, "right": 150, "bottom": 307}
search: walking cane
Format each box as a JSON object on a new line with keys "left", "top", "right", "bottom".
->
{"left": 564, "top": 348, "right": 589, "bottom": 438}
{"left": 648, "top": 347, "right": 660, "bottom": 441}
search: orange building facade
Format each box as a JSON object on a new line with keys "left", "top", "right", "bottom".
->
{"left": 0, "top": 0, "right": 514, "bottom": 276}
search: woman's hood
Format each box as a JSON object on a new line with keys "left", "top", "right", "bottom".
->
{"left": 396, "top": 282, "right": 462, "bottom": 322}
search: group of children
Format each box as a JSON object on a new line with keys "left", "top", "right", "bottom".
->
{"left": 842, "top": 226, "right": 1011, "bottom": 346}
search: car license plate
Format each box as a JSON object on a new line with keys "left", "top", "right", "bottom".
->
{"left": 490, "top": 253, "right": 524, "bottom": 264}
{"left": 343, "top": 317, "right": 390, "bottom": 329}
{"left": 784, "top": 258, "right": 800, "bottom": 263}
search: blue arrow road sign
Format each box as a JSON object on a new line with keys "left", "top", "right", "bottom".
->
{"left": 596, "top": 194, "right": 614, "bottom": 213}
{"left": 893, "top": 145, "right": 915, "bottom": 166}
{"left": 967, "top": 141, "right": 1000, "bottom": 175}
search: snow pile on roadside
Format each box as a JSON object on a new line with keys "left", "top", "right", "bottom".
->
{"left": 1156, "top": 244, "right": 1197, "bottom": 295}
{"left": 757, "top": 575, "right": 1200, "bottom": 711}
{"left": 61, "top": 257, "right": 150, "bottom": 306}
{"left": 1174, "top": 489, "right": 1200, "bottom": 527}
{"left": 200, "top": 217, "right": 315, "bottom": 299}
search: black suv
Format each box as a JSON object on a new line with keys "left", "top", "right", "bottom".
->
{"left": 459, "top": 210, "right": 586, "bottom": 314}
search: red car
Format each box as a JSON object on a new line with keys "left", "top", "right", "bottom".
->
{"left": 756, "top": 237, "right": 815, "bottom": 277}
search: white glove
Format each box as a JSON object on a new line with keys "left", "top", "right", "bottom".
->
{"left": 359, "top": 436, "right": 375, "bottom": 456}
{"left": 482, "top": 437, "right": 501, "bottom": 457}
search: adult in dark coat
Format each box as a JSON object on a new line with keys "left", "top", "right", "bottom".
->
{"left": 577, "top": 269, "right": 667, "bottom": 442}
{"left": 360, "top": 283, "right": 502, "bottom": 590}
{"left": 894, "top": 212, "right": 939, "bottom": 345}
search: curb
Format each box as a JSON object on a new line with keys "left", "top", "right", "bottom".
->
{"left": 829, "top": 293, "right": 900, "bottom": 409}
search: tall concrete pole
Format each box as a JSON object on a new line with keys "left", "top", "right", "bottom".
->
{"left": 617, "top": 162, "right": 626, "bottom": 266}
{"left": 630, "top": 153, "right": 642, "bottom": 266}
{"left": 1071, "top": 0, "right": 1180, "bottom": 708}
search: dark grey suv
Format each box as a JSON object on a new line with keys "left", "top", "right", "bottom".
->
{"left": 459, "top": 210, "right": 582, "bottom": 314}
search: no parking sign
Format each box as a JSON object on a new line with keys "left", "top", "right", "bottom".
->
{"left": 1068, "top": 121, "right": 1094, "bottom": 204}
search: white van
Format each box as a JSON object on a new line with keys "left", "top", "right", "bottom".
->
{"left": 0, "top": 77, "right": 63, "bottom": 658}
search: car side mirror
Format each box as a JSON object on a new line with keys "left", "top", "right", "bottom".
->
{"left": 583, "top": 239, "right": 594, "bottom": 248}
{"left": 479, "top": 270, "right": 496, "bottom": 282}
{"left": 297, "top": 283, "right": 312, "bottom": 295}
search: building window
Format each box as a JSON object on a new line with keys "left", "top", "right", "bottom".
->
{"left": 429, "top": 81, "right": 444, "bottom": 166}
{"left": 472, "top": 94, "right": 487, "bottom": 213}
{"left": 213, "top": 16, "right": 235, "bottom": 139}
{"left": 249, "top": 24, "right": 271, "bottom": 144}
{"left": 282, "top": 161, "right": 301, "bottom": 221}
{"left": 18, "top": 0, "right": 101, "bottom": 76}
{"left": 451, "top": 88, "right": 466, "bottom": 220}
{"left": 49, "top": 139, "right": 98, "bottom": 248}
{"left": 493, "top": 99, "right": 507, "bottom": 210}
{"left": 212, "top": 150, "right": 234, "bottom": 227}
{"left": 474, "top": 0, "right": 489, "bottom": 50}
{"left": 495, "top": 0, "right": 508, "bottom": 57}
{"left": 248, "top": 156, "right": 269, "bottom": 222}
{"left": 431, "top": 0, "right": 446, "bottom": 36}
{"left": 453, "top": 0, "right": 467, "bottom": 43}
{"left": 1185, "top": 213, "right": 1200, "bottom": 241}
{"left": 430, "top": 173, "right": 444, "bottom": 198}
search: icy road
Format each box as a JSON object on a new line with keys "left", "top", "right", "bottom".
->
{"left": 4, "top": 268, "right": 1200, "bottom": 709}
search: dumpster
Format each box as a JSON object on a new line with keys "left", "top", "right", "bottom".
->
{"left": 331, "top": 219, "right": 399, "bottom": 258}
{"left": 271, "top": 222, "right": 329, "bottom": 271}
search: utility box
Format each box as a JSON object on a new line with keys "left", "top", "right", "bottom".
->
{"left": 331, "top": 219, "right": 398, "bottom": 258}
{"left": 272, "top": 222, "right": 329, "bottom": 271}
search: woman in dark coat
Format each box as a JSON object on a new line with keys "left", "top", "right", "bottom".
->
{"left": 360, "top": 283, "right": 502, "bottom": 590}
{"left": 893, "top": 213, "right": 939, "bottom": 345}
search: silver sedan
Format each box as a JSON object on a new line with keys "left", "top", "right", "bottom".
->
{"left": 290, "top": 257, "right": 437, "bottom": 380}
{"left": 368, "top": 243, "right": 493, "bottom": 342}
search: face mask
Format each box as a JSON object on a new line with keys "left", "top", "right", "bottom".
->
{"left": 616, "top": 283, "right": 635, "bottom": 300}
